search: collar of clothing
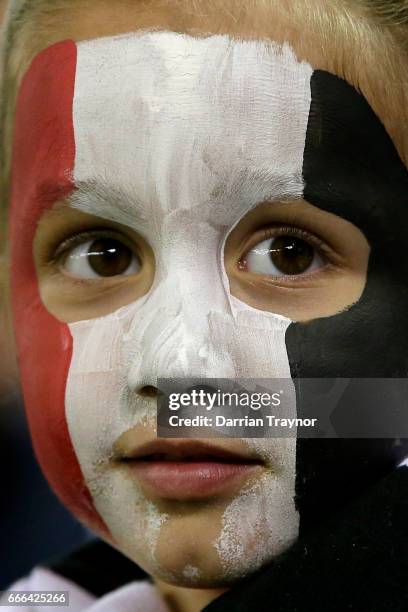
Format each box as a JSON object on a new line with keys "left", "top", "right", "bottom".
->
{"left": 5, "top": 466, "right": 408, "bottom": 612}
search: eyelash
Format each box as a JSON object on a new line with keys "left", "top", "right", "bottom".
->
{"left": 49, "top": 223, "right": 335, "bottom": 286}
{"left": 260, "top": 226, "right": 326, "bottom": 250}
{"left": 51, "top": 228, "right": 136, "bottom": 265}
{"left": 239, "top": 224, "right": 335, "bottom": 275}
{"left": 46, "top": 228, "right": 142, "bottom": 288}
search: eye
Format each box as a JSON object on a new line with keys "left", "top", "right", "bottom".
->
{"left": 61, "top": 237, "right": 141, "bottom": 279}
{"left": 240, "top": 230, "right": 326, "bottom": 277}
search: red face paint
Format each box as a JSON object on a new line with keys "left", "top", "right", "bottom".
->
{"left": 9, "top": 40, "right": 108, "bottom": 537}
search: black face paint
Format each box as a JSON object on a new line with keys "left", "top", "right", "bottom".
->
{"left": 286, "top": 70, "right": 408, "bottom": 532}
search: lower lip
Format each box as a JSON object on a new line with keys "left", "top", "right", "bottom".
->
{"left": 121, "top": 460, "right": 262, "bottom": 499}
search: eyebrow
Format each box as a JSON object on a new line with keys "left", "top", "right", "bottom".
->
{"left": 65, "top": 178, "right": 150, "bottom": 231}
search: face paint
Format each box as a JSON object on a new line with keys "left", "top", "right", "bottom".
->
{"left": 9, "top": 40, "right": 108, "bottom": 535}
{"left": 11, "top": 31, "right": 309, "bottom": 578}
{"left": 290, "top": 70, "right": 408, "bottom": 531}
{"left": 65, "top": 32, "right": 309, "bottom": 577}
{"left": 10, "top": 30, "right": 408, "bottom": 583}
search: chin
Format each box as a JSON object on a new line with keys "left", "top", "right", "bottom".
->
{"left": 118, "top": 523, "right": 297, "bottom": 589}
{"left": 81, "top": 457, "right": 299, "bottom": 589}
{"left": 136, "top": 552, "right": 261, "bottom": 590}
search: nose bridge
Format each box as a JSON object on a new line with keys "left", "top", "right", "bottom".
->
{"left": 126, "top": 220, "right": 235, "bottom": 388}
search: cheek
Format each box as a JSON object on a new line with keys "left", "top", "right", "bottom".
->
{"left": 64, "top": 311, "right": 141, "bottom": 482}
{"left": 214, "top": 438, "right": 299, "bottom": 580}
{"left": 9, "top": 40, "right": 108, "bottom": 536}
{"left": 64, "top": 307, "right": 168, "bottom": 571}
{"left": 10, "top": 270, "right": 109, "bottom": 535}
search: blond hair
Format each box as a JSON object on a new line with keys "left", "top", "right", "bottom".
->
{"left": 358, "top": 0, "right": 408, "bottom": 27}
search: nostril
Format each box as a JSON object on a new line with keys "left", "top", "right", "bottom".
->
{"left": 138, "top": 385, "right": 158, "bottom": 398}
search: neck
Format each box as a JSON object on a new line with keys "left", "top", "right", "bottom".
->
{"left": 155, "top": 579, "right": 228, "bottom": 612}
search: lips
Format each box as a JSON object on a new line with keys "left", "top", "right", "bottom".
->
{"left": 118, "top": 439, "right": 260, "bottom": 462}
{"left": 114, "top": 440, "right": 264, "bottom": 500}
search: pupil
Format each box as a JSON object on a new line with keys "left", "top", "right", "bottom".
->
{"left": 270, "top": 236, "right": 314, "bottom": 275}
{"left": 88, "top": 238, "right": 132, "bottom": 277}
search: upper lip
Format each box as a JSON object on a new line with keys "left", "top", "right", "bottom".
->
{"left": 114, "top": 439, "right": 264, "bottom": 464}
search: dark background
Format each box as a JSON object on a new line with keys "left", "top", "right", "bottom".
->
{"left": 0, "top": 392, "right": 91, "bottom": 589}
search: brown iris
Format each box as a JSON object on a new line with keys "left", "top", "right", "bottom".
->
{"left": 87, "top": 238, "right": 134, "bottom": 277}
{"left": 269, "top": 236, "right": 314, "bottom": 275}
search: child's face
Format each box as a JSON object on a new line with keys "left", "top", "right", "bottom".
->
{"left": 8, "top": 6, "right": 408, "bottom": 588}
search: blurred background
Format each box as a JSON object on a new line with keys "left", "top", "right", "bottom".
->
{"left": 0, "top": 0, "right": 91, "bottom": 589}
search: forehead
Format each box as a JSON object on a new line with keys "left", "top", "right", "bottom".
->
{"left": 16, "top": 31, "right": 316, "bottom": 229}
{"left": 74, "top": 32, "right": 312, "bottom": 215}
{"left": 12, "top": 0, "right": 408, "bottom": 169}
{"left": 15, "top": 29, "right": 403, "bottom": 239}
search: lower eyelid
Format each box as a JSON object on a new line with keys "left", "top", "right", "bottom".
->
{"left": 44, "top": 258, "right": 134, "bottom": 286}
{"left": 239, "top": 260, "right": 338, "bottom": 285}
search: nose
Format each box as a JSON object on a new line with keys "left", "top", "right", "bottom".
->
{"left": 138, "top": 385, "right": 158, "bottom": 398}
{"left": 136, "top": 381, "right": 225, "bottom": 400}
{"left": 126, "top": 280, "right": 237, "bottom": 392}
{"left": 125, "top": 216, "right": 241, "bottom": 393}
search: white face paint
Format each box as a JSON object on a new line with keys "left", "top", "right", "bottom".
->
{"left": 64, "top": 30, "right": 313, "bottom": 582}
